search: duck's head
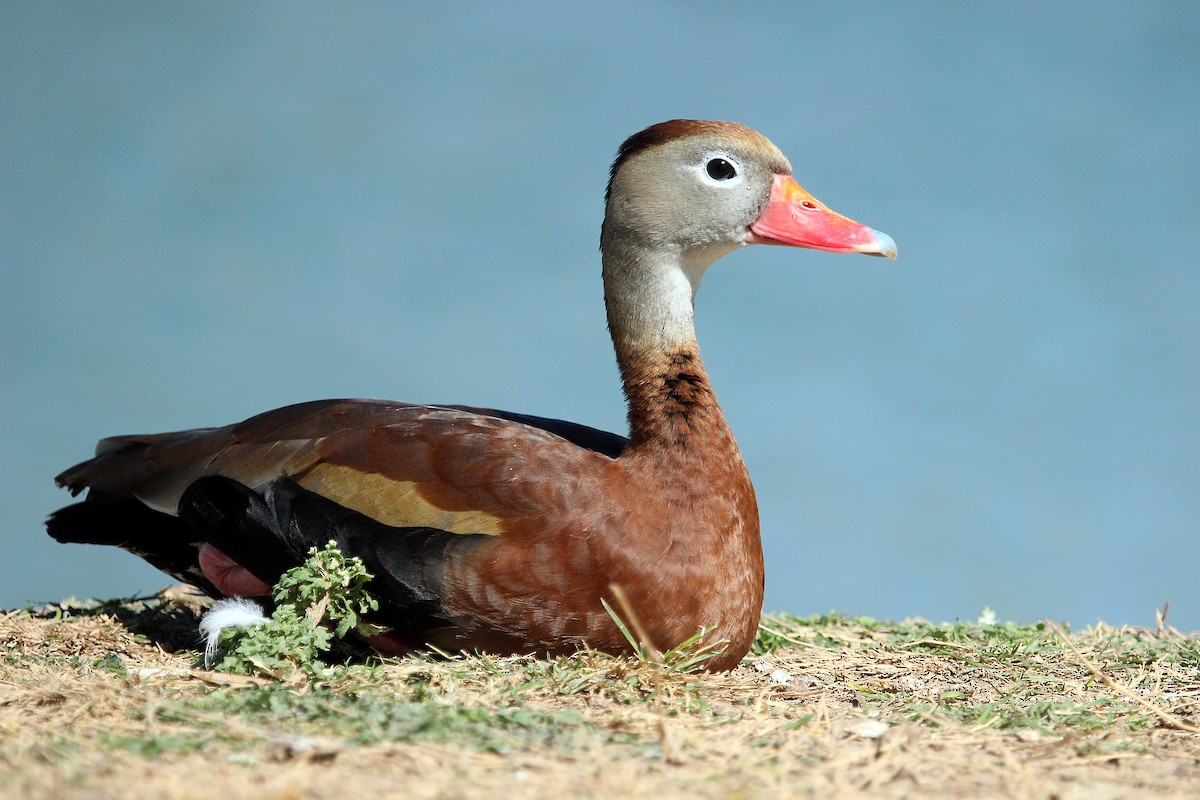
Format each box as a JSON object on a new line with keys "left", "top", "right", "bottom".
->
{"left": 601, "top": 120, "right": 896, "bottom": 267}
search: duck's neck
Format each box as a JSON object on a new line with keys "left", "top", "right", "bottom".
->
{"left": 602, "top": 240, "right": 738, "bottom": 450}
{"left": 613, "top": 340, "right": 721, "bottom": 449}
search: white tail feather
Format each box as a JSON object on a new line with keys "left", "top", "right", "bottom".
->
{"left": 199, "top": 598, "right": 268, "bottom": 667}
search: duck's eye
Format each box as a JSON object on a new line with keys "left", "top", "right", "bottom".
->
{"left": 705, "top": 158, "right": 737, "bottom": 181}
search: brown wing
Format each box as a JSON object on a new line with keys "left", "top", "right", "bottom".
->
{"left": 56, "top": 398, "right": 626, "bottom": 539}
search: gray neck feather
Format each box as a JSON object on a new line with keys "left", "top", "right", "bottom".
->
{"left": 601, "top": 238, "right": 738, "bottom": 352}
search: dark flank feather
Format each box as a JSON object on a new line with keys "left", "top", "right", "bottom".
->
{"left": 179, "top": 476, "right": 491, "bottom": 643}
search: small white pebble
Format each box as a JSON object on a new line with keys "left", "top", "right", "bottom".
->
{"left": 848, "top": 719, "right": 890, "bottom": 739}
{"left": 199, "top": 598, "right": 268, "bottom": 667}
{"left": 268, "top": 734, "right": 342, "bottom": 762}
{"left": 769, "top": 669, "right": 793, "bottom": 685}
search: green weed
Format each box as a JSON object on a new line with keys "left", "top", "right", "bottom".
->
{"left": 205, "top": 541, "right": 386, "bottom": 677}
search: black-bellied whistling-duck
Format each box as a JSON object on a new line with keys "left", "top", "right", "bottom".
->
{"left": 48, "top": 120, "right": 896, "bottom": 671}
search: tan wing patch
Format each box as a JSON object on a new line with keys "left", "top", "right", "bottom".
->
{"left": 295, "top": 463, "right": 504, "bottom": 536}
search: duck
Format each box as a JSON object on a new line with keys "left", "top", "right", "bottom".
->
{"left": 47, "top": 120, "right": 896, "bottom": 671}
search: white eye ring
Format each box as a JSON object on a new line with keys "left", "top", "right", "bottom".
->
{"left": 698, "top": 154, "right": 744, "bottom": 186}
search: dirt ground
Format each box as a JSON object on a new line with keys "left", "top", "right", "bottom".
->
{"left": 2, "top": 591, "right": 1198, "bottom": 799}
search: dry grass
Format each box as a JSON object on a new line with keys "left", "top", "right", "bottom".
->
{"left": 2, "top": 589, "right": 1198, "bottom": 799}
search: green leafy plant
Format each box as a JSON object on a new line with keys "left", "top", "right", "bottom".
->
{"left": 204, "top": 541, "right": 387, "bottom": 678}
{"left": 273, "top": 541, "right": 387, "bottom": 639}
{"left": 207, "top": 603, "right": 332, "bottom": 677}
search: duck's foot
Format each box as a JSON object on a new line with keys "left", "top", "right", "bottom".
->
{"left": 198, "top": 543, "right": 271, "bottom": 597}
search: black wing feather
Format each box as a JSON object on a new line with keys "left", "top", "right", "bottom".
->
{"left": 178, "top": 476, "right": 490, "bottom": 639}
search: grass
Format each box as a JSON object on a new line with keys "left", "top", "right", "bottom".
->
{"left": 756, "top": 612, "right": 1200, "bottom": 735}
{"left": 2, "top": 592, "right": 1198, "bottom": 799}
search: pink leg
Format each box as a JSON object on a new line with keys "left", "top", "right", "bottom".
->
{"left": 198, "top": 543, "right": 271, "bottom": 597}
